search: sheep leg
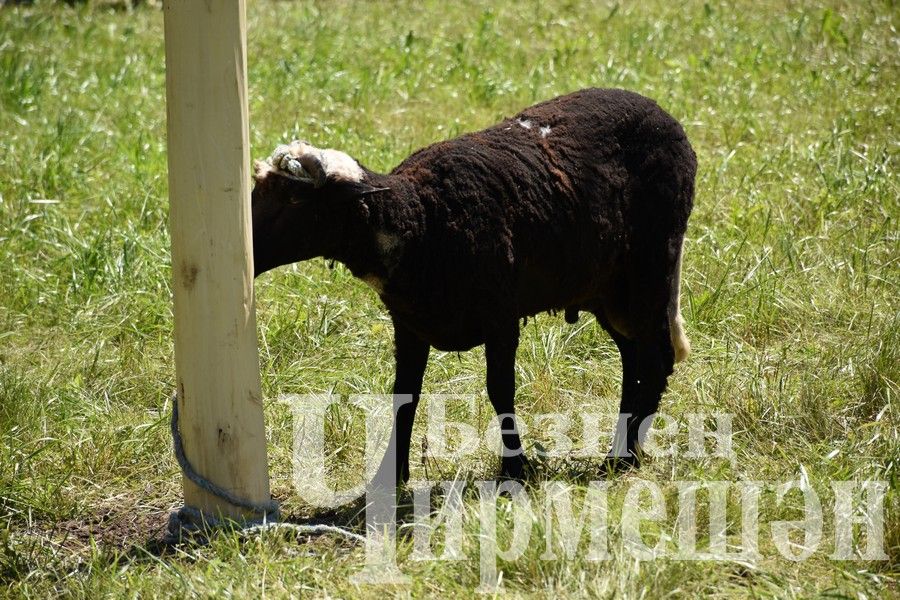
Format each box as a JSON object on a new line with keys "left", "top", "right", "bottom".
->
{"left": 373, "top": 321, "right": 430, "bottom": 487}
{"left": 605, "top": 326, "right": 674, "bottom": 472}
{"left": 485, "top": 327, "right": 530, "bottom": 481}
{"left": 600, "top": 328, "right": 640, "bottom": 472}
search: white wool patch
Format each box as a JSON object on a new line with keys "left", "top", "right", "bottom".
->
{"left": 375, "top": 231, "right": 400, "bottom": 256}
{"left": 668, "top": 238, "right": 691, "bottom": 363}
{"left": 670, "top": 314, "right": 690, "bottom": 363}
{"left": 517, "top": 119, "right": 533, "bottom": 130}
{"left": 264, "top": 140, "right": 363, "bottom": 183}
{"left": 318, "top": 148, "right": 364, "bottom": 183}
{"left": 375, "top": 230, "right": 404, "bottom": 275}
{"left": 540, "top": 126, "right": 552, "bottom": 138}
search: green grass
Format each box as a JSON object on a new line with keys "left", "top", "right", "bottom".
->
{"left": 1, "top": 0, "right": 898, "bottom": 596}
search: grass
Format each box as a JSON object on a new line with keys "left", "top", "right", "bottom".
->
{"left": 0, "top": 0, "right": 898, "bottom": 596}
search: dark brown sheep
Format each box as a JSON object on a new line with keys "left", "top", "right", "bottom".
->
{"left": 252, "top": 88, "right": 696, "bottom": 483}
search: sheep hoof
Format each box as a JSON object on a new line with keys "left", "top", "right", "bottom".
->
{"left": 499, "top": 454, "right": 533, "bottom": 483}
{"left": 598, "top": 454, "right": 640, "bottom": 478}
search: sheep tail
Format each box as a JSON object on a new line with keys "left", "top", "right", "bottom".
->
{"left": 668, "top": 237, "right": 691, "bottom": 363}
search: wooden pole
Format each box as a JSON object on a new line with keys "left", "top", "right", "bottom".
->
{"left": 163, "top": 0, "right": 271, "bottom": 522}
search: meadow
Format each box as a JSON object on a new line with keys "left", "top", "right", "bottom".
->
{"left": 0, "top": 0, "right": 897, "bottom": 597}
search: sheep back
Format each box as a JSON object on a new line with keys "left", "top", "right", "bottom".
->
{"left": 378, "top": 88, "right": 695, "bottom": 350}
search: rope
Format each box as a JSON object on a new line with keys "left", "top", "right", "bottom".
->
{"left": 165, "top": 391, "right": 366, "bottom": 545}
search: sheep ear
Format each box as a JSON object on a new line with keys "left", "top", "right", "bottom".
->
{"left": 342, "top": 181, "right": 390, "bottom": 197}
{"left": 357, "top": 183, "right": 390, "bottom": 196}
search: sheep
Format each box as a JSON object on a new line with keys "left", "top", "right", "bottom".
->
{"left": 251, "top": 88, "right": 696, "bottom": 483}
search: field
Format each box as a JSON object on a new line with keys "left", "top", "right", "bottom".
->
{"left": 1, "top": 0, "right": 898, "bottom": 597}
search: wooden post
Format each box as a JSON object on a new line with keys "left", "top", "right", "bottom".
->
{"left": 163, "top": 0, "right": 271, "bottom": 522}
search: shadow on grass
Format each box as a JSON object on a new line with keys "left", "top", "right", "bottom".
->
{"left": 45, "top": 455, "right": 637, "bottom": 570}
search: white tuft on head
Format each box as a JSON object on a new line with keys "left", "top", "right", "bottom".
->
{"left": 317, "top": 148, "right": 365, "bottom": 183}
{"left": 261, "top": 140, "right": 364, "bottom": 184}
{"left": 517, "top": 118, "right": 533, "bottom": 130}
{"left": 540, "top": 126, "right": 551, "bottom": 138}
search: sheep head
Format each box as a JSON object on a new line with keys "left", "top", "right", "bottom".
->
{"left": 251, "top": 141, "right": 387, "bottom": 277}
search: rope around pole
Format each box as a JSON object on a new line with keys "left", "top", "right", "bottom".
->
{"left": 165, "top": 391, "right": 366, "bottom": 545}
